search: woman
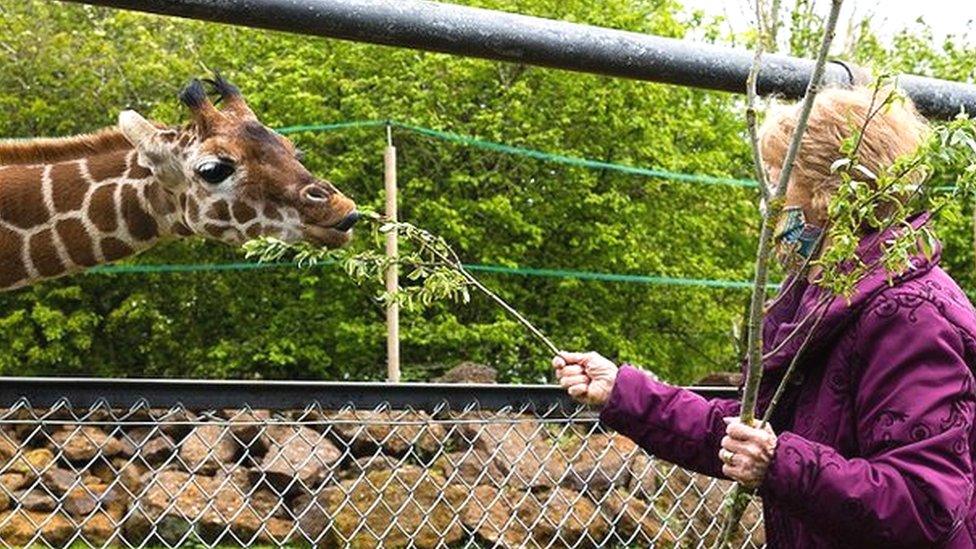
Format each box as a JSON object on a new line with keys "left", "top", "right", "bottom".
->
{"left": 554, "top": 87, "right": 976, "bottom": 547}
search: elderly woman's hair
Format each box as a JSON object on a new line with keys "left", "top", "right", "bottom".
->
{"left": 759, "top": 86, "right": 930, "bottom": 224}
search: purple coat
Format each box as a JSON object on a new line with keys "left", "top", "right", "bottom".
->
{"left": 601, "top": 215, "right": 976, "bottom": 547}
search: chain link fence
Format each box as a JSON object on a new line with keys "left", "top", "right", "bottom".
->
{"left": 0, "top": 378, "right": 763, "bottom": 548}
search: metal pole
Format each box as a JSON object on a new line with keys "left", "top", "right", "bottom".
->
{"left": 384, "top": 125, "right": 400, "bottom": 383}
{"left": 62, "top": 0, "right": 976, "bottom": 119}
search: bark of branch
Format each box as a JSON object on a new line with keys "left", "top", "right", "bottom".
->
{"left": 715, "top": 1, "right": 844, "bottom": 546}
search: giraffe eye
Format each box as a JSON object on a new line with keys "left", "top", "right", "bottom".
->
{"left": 196, "top": 161, "right": 235, "bottom": 184}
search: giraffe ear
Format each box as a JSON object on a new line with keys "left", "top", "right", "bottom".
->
{"left": 118, "top": 110, "right": 158, "bottom": 148}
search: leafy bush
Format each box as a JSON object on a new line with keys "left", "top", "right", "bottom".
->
{"left": 0, "top": 0, "right": 972, "bottom": 383}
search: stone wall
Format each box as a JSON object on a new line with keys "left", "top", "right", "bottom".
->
{"left": 0, "top": 404, "right": 764, "bottom": 548}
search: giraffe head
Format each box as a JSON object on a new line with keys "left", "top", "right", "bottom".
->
{"left": 116, "top": 74, "right": 359, "bottom": 248}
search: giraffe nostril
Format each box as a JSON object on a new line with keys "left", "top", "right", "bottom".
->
{"left": 302, "top": 185, "right": 331, "bottom": 203}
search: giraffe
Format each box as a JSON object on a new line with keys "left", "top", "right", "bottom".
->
{"left": 0, "top": 74, "right": 360, "bottom": 291}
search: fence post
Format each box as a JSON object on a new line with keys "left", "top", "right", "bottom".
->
{"left": 384, "top": 124, "right": 401, "bottom": 383}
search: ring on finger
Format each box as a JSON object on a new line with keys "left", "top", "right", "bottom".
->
{"left": 720, "top": 448, "right": 736, "bottom": 465}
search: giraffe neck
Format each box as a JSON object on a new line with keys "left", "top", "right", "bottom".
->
{"left": 0, "top": 147, "right": 188, "bottom": 290}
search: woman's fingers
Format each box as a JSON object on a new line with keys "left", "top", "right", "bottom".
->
{"left": 560, "top": 364, "right": 584, "bottom": 377}
{"left": 720, "top": 436, "right": 764, "bottom": 461}
{"left": 559, "top": 373, "right": 589, "bottom": 389}
{"left": 552, "top": 355, "right": 566, "bottom": 370}
{"left": 567, "top": 383, "right": 589, "bottom": 398}
{"left": 558, "top": 351, "right": 591, "bottom": 364}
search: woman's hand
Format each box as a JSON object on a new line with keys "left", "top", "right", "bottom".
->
{"left": 720, "top": 417, "right": 778, "bottom": 489}
{"left": 552, "top": 351, "right": 618, "bottom": 406}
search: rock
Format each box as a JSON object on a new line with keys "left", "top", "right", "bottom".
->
{"left": 220, "top": 408, "right": 271, "bottom": 447}
{"left": 0, "top": 488, "right": 12, "bottom": 512}
{"left": 119, "top": 428, "right": 175, "bottom": 464}
{"left": 626, "top": 453, "right": 661, "bottom": 500}
{"left": 257, "top": 517, "right": 298, "bottom": 544}
{"left": 179, "top": 424, "right": 238, "bottom": 474}
{"left": 41, "top": 467, "right": 80, "bottom": 496}
{"left": 461, "top": 417, "right": 566, "bottom": 489}
{"left": 328, "top": 410, "right": 447, "bottom": 457}
{"left": 14, "top": 488, "right": 57, "bottom": 512}
{"left": 432, "top": 449, "right": 506, "bottom": 488}
{"left": 0, "top": 510, "right": 75, "bottom": 546}
{"left": 561, "top": 434, "right": 638, "bottom": 497}
{"left": 598, "top": 488, "right": 676, "bottom": 546}
{"left": 462, "top": 485, "right": 536, "bottom": 547}
{"left": 142, "top": 434, "right": 177, "bottom": 465}
{"left": 298, "top": 465, "right": 466, "bottom": 548}
{"left": 63, "top": 483, "right": 128, "bottom": 518}
{"left": 338, "top": 454, "right": 402, "bottom": 480}
{"left": 463, "top": 486, "right": 608, "bottom": 547}
{"left": 255, "top": 425, "right": 341, "bottom": 493}
{"left": 0, "top": 473, "right": 27, "bottom": 493}
{"left": 124, "top": 471, "right": 252, "bottom": 544}
{"left": 131, "top": 408, "right": 198, "bottom": 439}
{"left": 434, "top": 361, "right": 497, "bottom": 383}
{"left": 654, "top": 467, "right": 764, "bottom": 546}
{"left": 112, "top": 458, "right": 149, "bottom": 495}
{"left": 0, "top": 434, "right": 18, "bottom": 462}
{"left": 290, "top": 485, "right": 340, "bottom": 540}
{"left": 696, "top": 371, "right": 743, "bottom": 386}
{"left": 80, "top": 512, "right": 118, "bottom": 545}
{"left": 51, "top": 426, "right": 123, "bottom": 461}
{"left": 9, "top": 448, "right": 55, "bottom": 478}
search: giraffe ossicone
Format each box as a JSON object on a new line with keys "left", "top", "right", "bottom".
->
{"left": 0, "top": 73, "right": 359, "bottom": 291}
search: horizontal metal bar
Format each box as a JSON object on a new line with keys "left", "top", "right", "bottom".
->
{"left": 60, "top": 0, "right": 976, "bottom": 119}
{"left": 0, "top": 377, "right": 737, "bottom": 411}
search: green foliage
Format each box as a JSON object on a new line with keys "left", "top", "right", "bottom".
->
{"left": 0, "top": 0, "right": 973, "bottom": 383}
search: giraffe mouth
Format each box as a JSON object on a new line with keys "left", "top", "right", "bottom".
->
{"left": 303, "top": 223, "right": 354, "bottom": 248}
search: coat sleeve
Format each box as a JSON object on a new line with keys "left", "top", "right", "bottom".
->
{"left": 599, "top": 364, "right": 741, "bottom": 478}
{"left": 761, "top": 293, "right": 976, "bottom": 545}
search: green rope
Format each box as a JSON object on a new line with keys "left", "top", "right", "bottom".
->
{"left": 86, "top": 260, "right": 774, "bottom": 289}
{"left": 275, "top": 120, "right": 388, "bottom": 135}
{"left": 275, "top": 119, "right": 760, "bottom": 188}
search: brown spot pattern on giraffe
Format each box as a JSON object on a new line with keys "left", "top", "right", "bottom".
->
{"left": 50, "top": 162, "right": 87, "bottom": 213}
{"left": 232, "top": 201, "right": 257, "bottom": 224}
{"left": 28, "top": 229, "right": 65, "bottom": 277}
{"left": 207, "top": 200, "right": 231, "bottom": 221}
{"left": 0, "top": 226, "right": 26, "bottom": 287}
{"left": 100, "top": 238, "right": 133, "bottom": 261}
{"left": 244, "top": 223, "right": 263, "bottom": 239}
{"left": 203, "top": 223, "right": 235, "bottom": 240}
{"left": 263, "top": 204, "right": 282, "bottom": 221}
{"left": 55, "top": 219, "right": 97, "bottom": 267}
{"left": 172, "top": 222, "right": 194, "bottom": 237}
{"left": 87, "top": 150, "right": 129, "bottom": 182}
{"left": 0, "top": 165, "right": 49, "bottom": 229}
{"left": 88, "top": 185, "right": 118, "bottom": 232}
{"left": 120, "top": 185, "right": 159, "bottom": 241}
{"left": 127, "top": 160, "right": 152, "bottom": 180}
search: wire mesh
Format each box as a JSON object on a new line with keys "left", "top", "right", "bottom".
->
{"left": 0, "top": 393, "right": 764, "bottom": 548}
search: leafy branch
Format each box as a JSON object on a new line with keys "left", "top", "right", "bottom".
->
{"left": 242, "top": 213, "right": 560, "bottom": 356}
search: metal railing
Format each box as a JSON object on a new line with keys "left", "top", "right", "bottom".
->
{"left": 0, "top": 378, "right": 762, "bottom": 547}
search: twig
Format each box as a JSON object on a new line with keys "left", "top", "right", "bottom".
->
{"left": 761, "top": 296, "right": 835, "bottom": 425}
{"left": 425, "top": 242, "right": 560, "bottom": 356}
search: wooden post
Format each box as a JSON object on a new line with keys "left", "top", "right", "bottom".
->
{"left": 384, "top": 125, "right": 400, "bottom": 383}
